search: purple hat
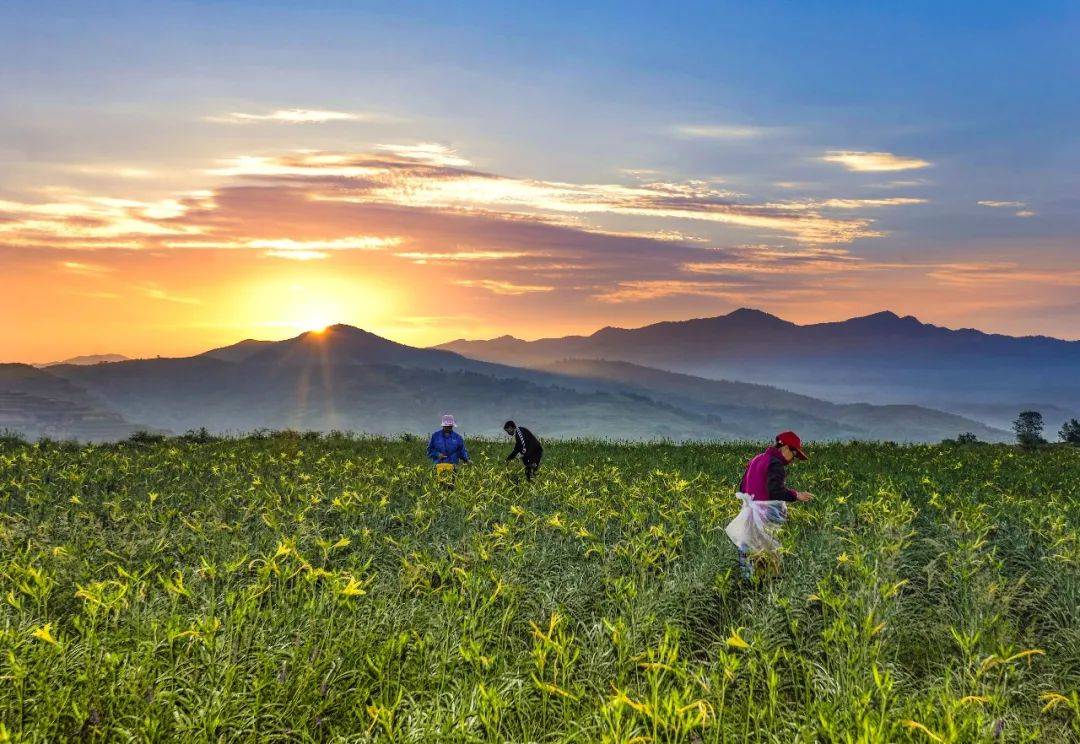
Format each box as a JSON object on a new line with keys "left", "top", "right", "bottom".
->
{"left": 441, "top": 414, "right": 456, "bottom": 427}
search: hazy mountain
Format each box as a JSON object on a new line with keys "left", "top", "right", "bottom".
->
{"left": 30, "top": 324, "right": 1005, "bottom": 443}
{"left": 0, "top": 364, "right": 144, "bottom": 441}
{"left": 438, "top": 308, "right": 1080, "bottom": 431}
{"left": 40, "top": 353, "right": 130, "bottom": 367}
{"left": 534, "top": 359, "right": 1007, "bottom": 442}
{"left": 48, "top": 348, "right": 730, "bottom": 441}
{"left": 198, "top": 339, "right": 275, "bottom": 363}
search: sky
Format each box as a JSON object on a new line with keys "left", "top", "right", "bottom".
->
{"left": 2, "top": 1, "right": 1078, "bottom": 363}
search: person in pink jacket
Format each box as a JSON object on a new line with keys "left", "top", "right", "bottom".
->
{"left": 735, "top": 431, "right": 813, "bottom": 580}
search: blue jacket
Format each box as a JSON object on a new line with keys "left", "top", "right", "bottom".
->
{"left": 428, "top": 430, "right": 470, "bottom": 464}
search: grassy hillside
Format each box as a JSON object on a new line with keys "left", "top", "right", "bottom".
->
{"left": 1, "top": 435, "right": 1077, "bottom": 740}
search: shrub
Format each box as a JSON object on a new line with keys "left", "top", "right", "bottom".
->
{"left": 127, "top": 430, "right": 165, "bottom": 445}
{"left": 180, "top": 427, "right": 216, "bottom": 444}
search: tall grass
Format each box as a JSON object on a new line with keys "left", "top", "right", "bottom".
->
{"left": 0, "top": 434, "right": 1076, "bottom": 741}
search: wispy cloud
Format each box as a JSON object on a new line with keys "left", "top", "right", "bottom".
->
{"left": 206, "top": 108, "right": 372, "bottom": 124}
{"left": 14, "top": 143, "right": 1039, "bottom": 327}
{"left": 161, "top": 236, "right": 401, "bottom": 258}
{"left": 140, "top": 284, "right": 202, "bottom": 304}
{"left": 396, "top": 250, "right": 535, "bottom": 264}
{"left": 60, "top": 260, "right": 113, "bottom": 276}
{"left": 594, "top": 279, "right": 739, "bottom": 303}
{"left": 247, "top": 236, "right": 401, "bottom": 251}
{"left": 263, "top": 250, "right": 328, "bottom": 261}
{"left": 373, "top": 143, "right": 471, "bottom": 167}
{"left": 672, "top": 124, "right": 766, "bottom": 139}
{"left": 927, "top": 262, "right": 1078, "bottom": 287}
{"left": 454, "top": 279, "right": 555, "bottom": 295}
{"left": 978, "top": 200, "right": 1035, "bottom": 217}
{"left": 63, "top": 165, "right": 156, "bottom": 179}
{"left": 213, "top": 149, "right": 885, "bottom": 243}
{"left": 817, "top": 197, "right": 928, "bottom": 209}
{"left": 821, "top": 150, "right": 932, "bottom": 172}
{"left": 0, "top": 193, "right": 204, "bottom": 247}
{"left": 681, "top": 244, "right": 872, "bottom": 278}
{"left": 868, "top": 179, "right": 929, "bottom": 189}
{"left": 977, "top": 200, "right": 1024, "bottom": 208}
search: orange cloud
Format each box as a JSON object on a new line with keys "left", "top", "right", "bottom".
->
{"left": 211, "top": 149, "right": 884, "bottom": 243}
{"left": 4, "top": 142, "right": 1076, "bottom": 361}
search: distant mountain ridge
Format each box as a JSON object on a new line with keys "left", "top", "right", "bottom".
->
{"left": 2, "top": 322, "right": 1009, "bottom": 443}
{"left": 0, "top": 364, "right": 145, "bottom": 441}
{"left": 39, "top": 353, "right": 130, "bottom": 367}
{"left": 437, "top": 308, "right": 1080, "bottom": 432}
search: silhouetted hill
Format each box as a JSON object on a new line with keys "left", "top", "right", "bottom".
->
{"left": 438, "top": 309, "right": 1080, "bottom": 431}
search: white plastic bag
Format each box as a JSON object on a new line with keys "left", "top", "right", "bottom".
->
{"left": 724, "top": 492, "right": 786, "bottom": 553}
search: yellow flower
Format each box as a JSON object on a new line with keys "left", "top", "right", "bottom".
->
{"left": 339, "top": 575, "right": 367, "bottom": 597}
{"left": 901, "top": 720, "right": 943, "bottom": 743}
{"left": 31, "top": 623, "right": 59, "bottom": 646}
{"left": 726, "top": 628, "right": 750, "bottom": 650}
{"left": 837, "top": 552, "right": 850, "bottom": 565}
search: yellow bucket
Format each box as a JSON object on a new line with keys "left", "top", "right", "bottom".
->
{"left": 436, "top": 462, "right": 455, "bottom": 473}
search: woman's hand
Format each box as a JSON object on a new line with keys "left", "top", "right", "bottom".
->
{"left": 796, "top": 491, "right": 814, "bottom": 502}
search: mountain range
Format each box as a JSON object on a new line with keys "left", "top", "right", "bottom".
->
{"left": 3, "top": 309, "right": 1058, "bottom": 443}
{"left": 439, "top": 308, "right": 1080, "bottom": 433}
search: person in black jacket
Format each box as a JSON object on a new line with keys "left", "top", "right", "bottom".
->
{"left": 504, "top": 420, "right": 543, "bottom": 482}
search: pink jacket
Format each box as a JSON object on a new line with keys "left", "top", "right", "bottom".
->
{"left": 739, "top": 446, "right": 798, "bottom": 502}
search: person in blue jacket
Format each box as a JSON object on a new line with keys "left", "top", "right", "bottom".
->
{"left": 428, "top": 414, "right": 470, "bottom": 467}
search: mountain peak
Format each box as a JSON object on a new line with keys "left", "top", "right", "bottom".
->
{"left": 727, "top": 307, "right": 779, "bottom": 321}
{"left": 846, "top": 310, "right": 923, "bottom": 328}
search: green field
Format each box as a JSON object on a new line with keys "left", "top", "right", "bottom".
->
{"left": 1, "top": 434, "right": 1077, "bottom": 742}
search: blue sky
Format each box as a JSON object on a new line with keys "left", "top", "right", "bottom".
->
{"left": 2, "top": 1, "right": 1078, "bottom": 359}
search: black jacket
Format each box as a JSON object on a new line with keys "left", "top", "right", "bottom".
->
{"left": 507, "top": 426, "right": 543, "bottom": 463}
{"left": 766, "top": 457, "right": 798, "bottom": 502}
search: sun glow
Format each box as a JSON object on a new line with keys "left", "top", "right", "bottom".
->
{"left": 230, "top": 274, "right": 396, "bottom": 339}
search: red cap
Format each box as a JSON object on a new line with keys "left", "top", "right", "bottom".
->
{"left": 776, "top": 431, "right": 808, "bottom": 460}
